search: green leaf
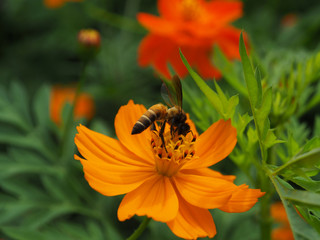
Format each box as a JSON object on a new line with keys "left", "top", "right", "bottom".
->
{"left": 254, "top": 66, "right": 263, "bottom": 102}
{"left": 314, "top": 116, "right": 320, "bottom": 137}
{"left": 282, "top": 189, "right": 320, "bottom": 209}
{"left": 271, "top": 177, "right": 320, "bottom": 240}
{"left": 41, "top": 175, "right": 78, "bottom": 202}
{"left": 213, "top": 45, "right": 248, "bottom": 97}
{"left": 302, "top": 137, "right": 320, "bottom": 153}
{"left": 180, "top": 49, "right": 238, "bottom": 120}
{"left": 10, "top": 81, "right": 32, "bottom": 126}
{"left": 0, "top": 130, "right": 56, "bottom": 161}
{"left": 290, "top": 176, "right": 320, "bottom": 192}
{"left": 234, "top": 113, "right": 252, "bottom": 135}
{"left": 213, "top": 80, "right": 239, "bottom": 119}
{"left": 0, "top": 148, "right": 63, "bottom": 179}
{"left": 273, "top": 147, "right": 320, "bottom": 176}
{"left": 0, "top": 101, "right": 31, "bottom": 132}
{"left": 0, "top": 161, "right": 62, "bottom": 179}
{"left": 256, "top": 87, "right": 272, "bottom": 140}
{"left": 33, "top": 85, "right": 50, "bottom": 126}
{"left": 22, "top": 206, "right": 76, "bottom": 229}
{"left": 180, "top": 50, "right": 224, "bottom": 117}
{"left": 1, "top": 227, "right": 48, "bottom": 240}
{"left": 263, "top": 129, "right": 284, "bottom": 149}
{"left": 296, "top": 206, "right": 320, "bottom": 235}
{"left": 0, "top": 196, "right": 38, "bottom": 225}
{"left": 239, "top": 32, "right": 262, "bottom": 109}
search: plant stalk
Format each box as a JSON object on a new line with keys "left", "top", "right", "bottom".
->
{"left": 59, "top": 60, "right": 88, "bottom": 159}
{"left": 126, "top": 217, "right": 151, "bottom": 240}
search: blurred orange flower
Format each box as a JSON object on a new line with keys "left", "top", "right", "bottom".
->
{"left": 44, "top": 0, "right": 82, "bottom": 9}
{"left": 50, "top": 86, "right": 95, "bottom": 125}
{"left": 271, "top": 202, "right": 294, "bottom": 240}
{"left": 137, "top": 0, "right": 246, "bottom": 79}
{"left": 74, "top": 100, "right": 264, "bottom": 239}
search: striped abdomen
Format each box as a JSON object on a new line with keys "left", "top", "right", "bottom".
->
{"left": 131, "top": 104, "right": 168, "bottom": 135}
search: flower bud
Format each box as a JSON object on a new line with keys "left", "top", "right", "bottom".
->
{"left": 78, "top": 29, "right": 101, "bottom": 60}
{"left": 78, "top": 29, "right": 101, "bottom": 48}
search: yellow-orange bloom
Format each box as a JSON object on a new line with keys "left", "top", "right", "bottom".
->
{"left": 74, "top": 100, "right": 264, "bottom": 239}
{"left": 137, "top": 0, "right": 247, "bottom": 79}
{"left": 50, "top": 86, "right": 95, "bottom": 125}
{"left": 271, "top": 202, "right": 294, "bottom": 240}
{"left": 44, "top": 0, "right": 82, "bottom": 8}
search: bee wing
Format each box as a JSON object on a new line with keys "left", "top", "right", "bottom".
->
{"left": 171, "top": 75, "right": 182, "bottom": 108}
{"left": 160, "top": 75, "right": 182, "bottom": 108}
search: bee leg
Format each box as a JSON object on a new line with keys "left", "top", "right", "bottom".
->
{"left": 150, "top": 122, "right": 156, "bottom": 131}
{"left": 170, "top": 125, "right": 174, "bottom": 137}
{"left": 170, "top": 126, "right": 178, "bottom": 138}
{"left": 159, "top": 120, "right": 168, "bottom": 152}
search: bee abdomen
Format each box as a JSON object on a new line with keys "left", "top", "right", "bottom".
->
{"left": 131, "top": 104, "right": 167, "bottom": 135}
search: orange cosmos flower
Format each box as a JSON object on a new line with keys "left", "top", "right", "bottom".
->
{"left": 50, "top": 86, "right": 95, "bottom": 125}
{"left": 74, "top": 100, "right": 264, "bottom": 239}
{"left": 137, "top": 0, "right": 246, "bottom": 79}
{"left": 44, "top": 0, "right": 82, "bottom": 9}
{"left": 271, "top": 202, "right": 294, "bottom": 240}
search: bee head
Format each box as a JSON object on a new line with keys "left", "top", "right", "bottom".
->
{"left": 178, "top": 122, "right": 190, "bottom": 136}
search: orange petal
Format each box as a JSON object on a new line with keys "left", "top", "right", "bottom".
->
{"left": 216, "top": 27, "right": 243, "bottom": 59}
{"left": 138, "top": 34, "right": 179, "bottom": 79}
{"left": 165, "top": 45, "right": 190, "bottom": 78}
{"left": 157, "top": 0, "right": 182, "bottom": 21}
{"left": 193, "top": 48, "right": 221, "bottom": 79}
{"left": 181, "top": 167, "right": 236, "bottom": 182}
{"left": 218, "top": 184, "right": 265, "bottom": 212}
{"left": 137, "top": 13, "right": 176, "bottom": 35}
{"left": 184, "top": 119, "right": 237, "bottom": 169}
{"left": 75, "top": 154, "right": 155, "bottom": 196}
{"left": 117, "top": 175, "right": 179, "bottom": 222}
{"left": 138, "top": 34, "right": 161, "bottom": 66}
{"left": 173, "top": 171, "right": 236, "bottom": 209}
{"left": 206, "top": 1, "right": 243, "bottom": 25}
{"left": 167, "top": 193, "right": 216, "bottom": 239}
{"left": 152, "top": 37, "right": 178, "bottom": 79}
{"left": 178, "top": 46, "right": 221, "bottom": 79}
{"left": 114, "top": 100, "right": 155, "bottom": 163}
{"left": 75, "top": 123, "right": 152, "bottom": 167}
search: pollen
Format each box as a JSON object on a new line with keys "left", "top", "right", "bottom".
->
{"left": 151, "top": 129, "right": 197, "bottom": 177}
{"left": 180, "top": 0, "right": 204, "bottom": 22}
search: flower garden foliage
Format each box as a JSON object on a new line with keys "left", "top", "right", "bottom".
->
{"left": 1, "top": 0, "right": 320, "bottom": 240}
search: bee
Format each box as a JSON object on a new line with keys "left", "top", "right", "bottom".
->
{"left": 131, "top": 75, "right": 190, "bottom": 144}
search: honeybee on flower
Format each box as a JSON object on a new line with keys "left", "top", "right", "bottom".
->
{"left": 132, "top": 75, "right": 191, "bottom": 150}
{"left": 75, "top": 99, "right": 264, "bottom": 239}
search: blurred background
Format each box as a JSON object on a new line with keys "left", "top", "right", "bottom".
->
{"left": 0, "top": 0, "right": 320, "bottom": 239}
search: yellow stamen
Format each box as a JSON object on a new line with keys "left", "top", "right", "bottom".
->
{"left": 151, "top": 129, "right": 197, "bottom": 177}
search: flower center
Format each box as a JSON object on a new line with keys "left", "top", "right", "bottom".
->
{"left": 151, "top": 128, "right": 197, "bottom": 177}
{"left": 180, "top": 0, "right": 203, "bottom": 21}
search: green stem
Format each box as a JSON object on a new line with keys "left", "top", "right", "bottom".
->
{"left": 85, "top": 4, "right": 145, "bottom": 34}
{"left": 59, "top": 60, "right": 89, "bottom": 159}
{"left": 126, "top": 217, "right": 151, "bottom": 240}
{"left": 259, "top": 170, "right": 272, "bottom": 240}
